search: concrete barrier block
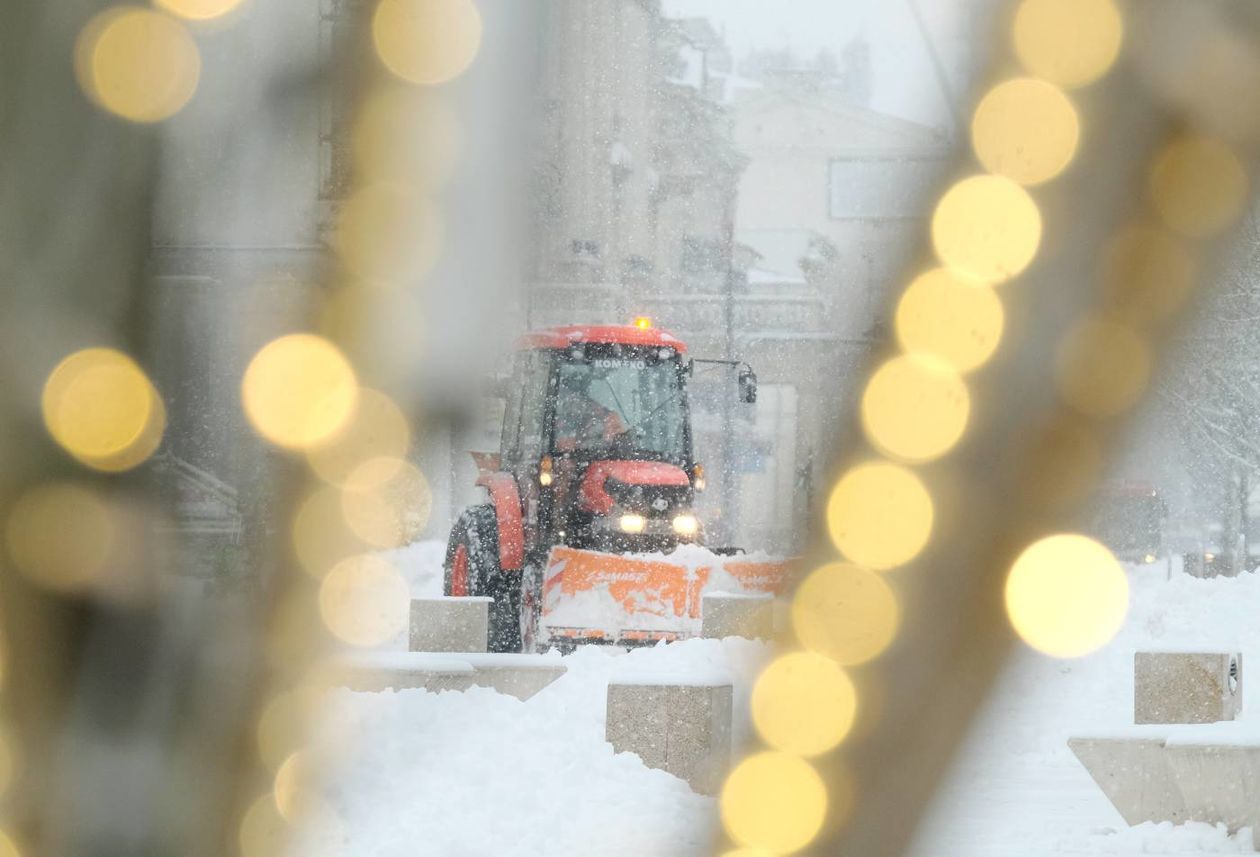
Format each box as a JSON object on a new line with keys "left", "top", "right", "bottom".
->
{"left": 325, "top": 652, "right": 568, "bottom": 700}
{"left": 1164, "top": 741, "right": 1260, "bottom": 843}
{"left": 1135, "top": 652, "right": 1241, "bottom": 724}
{"left": 701, "top": 592, "right": 773, "bottom": 640}
{"left": 409, "top": 597, "right": 491, "bottom": 653}
{"left": 606, "top": 677, "right": 733, "bottom": 795}
{"left": 1068, "top": 734, "right": 1190, "bottom": 825}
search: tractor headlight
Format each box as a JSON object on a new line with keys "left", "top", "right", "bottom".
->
{"left": 672, "top": 514, "right": 699, "bottom": 536}
{"left": 619, "top": 514, "right": 646, "bottom": 534}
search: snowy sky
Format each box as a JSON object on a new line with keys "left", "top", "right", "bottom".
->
{"left": 662, "top": 0, "right": 985, "bottom": 130}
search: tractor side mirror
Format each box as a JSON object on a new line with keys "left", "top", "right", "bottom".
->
{"left": 738, "top": 366, "right": 757, "bottom": 404}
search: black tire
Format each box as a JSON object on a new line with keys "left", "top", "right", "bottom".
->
{"left": 443, "top": 504, "right": 523, "bottom": 653}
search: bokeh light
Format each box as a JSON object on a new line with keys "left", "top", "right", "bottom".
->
{"left": 42, "top": 347, "right": 166, "bottom": 472}
{"left": 827, "top": 462, "right": 933, "bottom": 570}
{"left": 721, "top": 752, "right": 829, "bottom": 854}
{"left": 372, "top": 0, "right": 483, "bottom": 86}
{"left": 932, "top": 175, "right": 1042, "bottom": 284}
{"left": 895, "top": 268, "right": 1005, "bottom": 373}
{"left": 861, "top": 354, "right": 970, "bottom": 463}
{"left": 353, "top": 88, "right": 462, "bottom": 189}
{"left": 306, "top": 388, "right": 411, "bottom": 486}
{"left": 332, "top": 183, "right": 444, "bottom": 282}
{"left": 1012, "top": 0, "right": 1123, "bottom": 89}
{"left": 274, "top": 750, "right": 325, "bottom": 823}
{"left": 1055, "top": 316, "right": 1151, "bottom": 418}
{"left": 292, "top": 485, "right": 368, "bottom": 576}
{"left": 1100, "top": 224, "right": 1195, "bottom": 324}
{"left": 1149, "top": 136, "right": 1249, "bottom": 238}
{"left": 257, "top": 687, "right": 327, "bottom": 772}
{"left": 340, "top": 457, "right": 432, "bottom": 548}
{"left": 241, "top": 334, "right": 358, "bottom": 450}
{"left": 153, "top": 0, "right": 246, "bottom": 20}
{"left": 1005, "top": 534, "right": 1129, "bottom": 658}
{"left": 6, "top": 482, "right": 114, "bottom": 593}
{"left": 751, "top": 652, "right": 857, "bottom": 757}
{"left": 1016, "top": 417, "right": 1102, "bottom": 511}
{"left": 0, "top": 832, "right": 19, "bottom": 857}
{"left": 792, "top": 562, "right": 900, "bottom": 666}
{"left": 971, "top": 77, "right": 1080, "bottom": 185}
{"left": 239, "top": 792, "right": 288, "bottom": 857}
{"left": 75, "top": 7, "right": 200, "bottom": 123}
{"left": 317, "top": 554, "right": 409, "bottom": 646}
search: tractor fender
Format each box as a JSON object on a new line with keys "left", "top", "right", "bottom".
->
{"left": 474, "top": 471, "right": 524, "bottom": 571}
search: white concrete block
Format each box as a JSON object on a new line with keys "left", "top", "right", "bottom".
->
{"left": 1135, "top": 652, "right": 1241, "bottom": 725}
{"left": 1164, "top": 738, "right": 1260, "bottom": 840}
{"left": 701, "top": 592, "right": 773, "bottom": 640}
{"left": 409, "top": 596, "right": 491, "bottom": 653}
{"left": 325, "top": 652, "right": 567, "bottom": 700}
{"left": 1068, "top": 734, "right": 1191, "bottom": 825}
{"left": 606, "top": 677, "right": 732, "bottom": 795}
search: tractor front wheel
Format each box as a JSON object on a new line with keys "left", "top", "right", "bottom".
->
{"left": 443, "top": 504, "right": 523, "bottom": 653}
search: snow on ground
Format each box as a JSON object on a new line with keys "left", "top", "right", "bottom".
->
{"left": 309, "top": 546, "right": 1260, "bottom": 856}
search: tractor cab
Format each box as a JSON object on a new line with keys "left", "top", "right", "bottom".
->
{"left": 498, "top": 324, "right": 703, "bottom": 555}
{"left": 448, "top": 320, "right": 776, "bottom": 652}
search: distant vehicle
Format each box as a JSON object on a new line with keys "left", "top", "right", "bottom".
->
{"left": 1089, "top": 482, "right": 1167, "bottom": 564}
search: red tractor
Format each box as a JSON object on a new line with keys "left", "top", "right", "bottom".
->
{"left": 442, "top": 321, "right": 790, "bottom": 652}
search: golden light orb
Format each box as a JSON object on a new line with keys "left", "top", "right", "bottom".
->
{"left": 372, "top": 0, "right": 483, "bottom": 86}
{"left": 42, "top": 347, "right": 165, "bottom": 472}
{"left": 353, "top": 88, "right": 462, "bottom": 189}
{"left": 340, "top": 457, "right": 432, "bottom": 548}
{"left": 273, "top": 750, "right": 325, "bottom": 823}
{"left": 306, "top": 388, "right": 412, "bottom": 486}
{"left": 1150, "top": 136, "right": 1249, "bottom": 238}
{"left": 1100, "top": 224, "right": 1195, "bottom": 324}
{"left": 792, "top": 562, "right": 900, "bottom": 666}
{"left": 241, "top": 333, "right": 358, "bottom": 450}
{"left": 292, "top": 485, "right": 368, "bottom": 576}
{"left": 932, "top": 175, "right": 1042, "bottom": 284}
{"left": 895, "top": 268, "right": 1005, "bottom": 373}
{"left": 1055, "top": 316, "right": 1151, "bottom": 418}
{"left": 971, "top": 77, "right": 1080, "bottom": 185}
{"left": 153, "top": 0, "right": 246, "bottom": 21}
{"left": 721, "top": 752, "right": 829, "bottom": 854}
{"left": 1005, "top": 534, "right": 1128, "bottom": 658}
{"left": 256, "top": 687, "right": 327, "bottom": 772}
{"left": 239, "top": 793, "right": 287, "bottom": 857}
{"left": 332, "top": 183, "right": 444, "bottom": 282}
{"left": 75, "top": 7, "right": 200, "bottom": 123}
{"left": 1013, "top": 0, "right": 1123, "bottom": 89}
{"left": 317, "top": 553, "right": 409, "bottom": 646}
{"left": 6, "top": 482, "right": 114, "bottom": 593}
{"left": 751, "top": 652, "right": 857, "bottom": 757}
{"left": 827, "top": 462, "right": 933, "bottom": 570}
{"left": 861, "top": 354, "right": 970, "bottom": 463}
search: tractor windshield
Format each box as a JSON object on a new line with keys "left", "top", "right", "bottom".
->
{"left": 553, "top": 352, "right": 687, "bottom": 463}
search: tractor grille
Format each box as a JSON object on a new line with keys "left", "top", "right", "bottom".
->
{"left": 604, "top": 477, "right": 690, "bottom": 517}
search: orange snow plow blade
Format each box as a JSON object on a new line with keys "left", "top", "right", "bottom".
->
{"left": 540, "top": 546, "right": 795, "bottom": 643}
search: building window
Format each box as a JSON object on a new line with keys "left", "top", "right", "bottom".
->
{"left": 680, "top": 236, "right": 725, "bottom": 274}
{"left": 827, "top": 158, "right": 943, "bottom": 219}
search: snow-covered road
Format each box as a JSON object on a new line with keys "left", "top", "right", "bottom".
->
{"left": 302, "top": 544, "right": 1260, "bottom": 856}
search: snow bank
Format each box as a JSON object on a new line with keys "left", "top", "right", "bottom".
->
{"left": 315, "top": 543, "right": 1260, "bottom": 855}
{"left": 303, "top": 616, "right": 769, "bottom": 855}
